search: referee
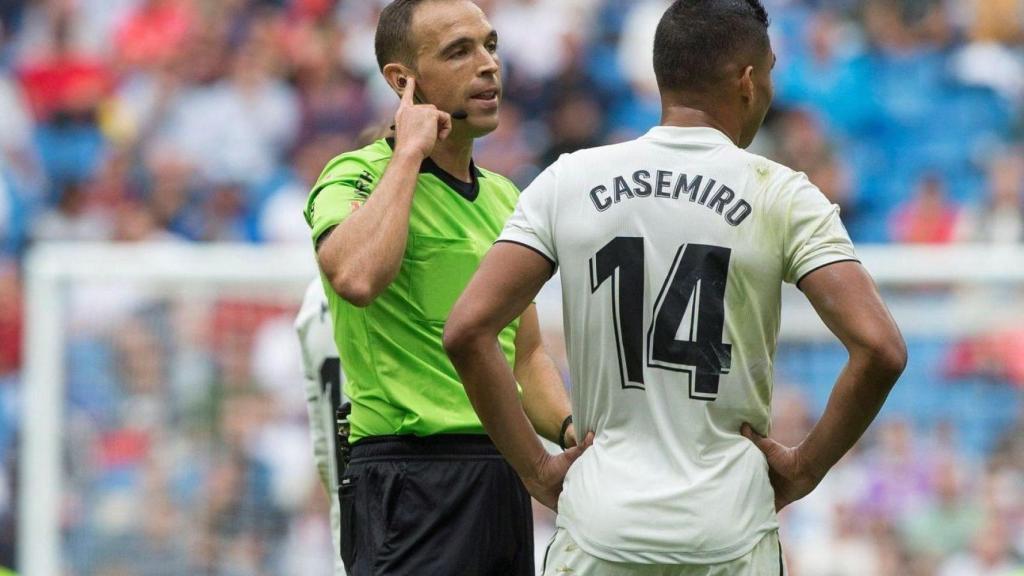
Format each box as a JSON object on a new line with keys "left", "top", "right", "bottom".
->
{"left": 304, "top": 1, "right": 575, "bottom": 574}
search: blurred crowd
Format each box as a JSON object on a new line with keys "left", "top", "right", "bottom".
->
{"left": 770, "top": 385, "right": 1024, "bottom": 576}
{"left": 0, "top": 0, "right": 1023, "bottom": 256}
{"left": 0, "top": 0, "right": 1023, "bottom": 574}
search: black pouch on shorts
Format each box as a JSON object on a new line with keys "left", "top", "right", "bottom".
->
{"left": 338, "top": 475, "right": 358, "bottom": 571}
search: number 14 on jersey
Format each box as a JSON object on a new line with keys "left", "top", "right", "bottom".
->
{"left": 589, "top": 237, "right": 732, "bottom": 400}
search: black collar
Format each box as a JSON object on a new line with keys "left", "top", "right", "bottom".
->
{"left": 386, "top": 137, "right": 483, "bottom": 201}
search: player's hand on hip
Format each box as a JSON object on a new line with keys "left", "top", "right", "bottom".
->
{"left": 563, "top": 423, "right": 578, "bottom": 448}
{"left": 525, "top": 432, "right": 594, "bottom": 512}
{"left": 393, "top": 77, "right": 453, "bottom": 160}
{"left": 741, "top": 423, "right": 823, "bottom": 512}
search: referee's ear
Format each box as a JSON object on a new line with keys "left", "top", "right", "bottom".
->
{"left": 383, "top": 63, "right": 415, "bottom": 99}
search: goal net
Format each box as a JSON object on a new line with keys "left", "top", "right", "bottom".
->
{"left": 19, "top": 243, "right": 1024, "bottom": 575}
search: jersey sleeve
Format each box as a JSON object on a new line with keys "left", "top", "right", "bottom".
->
{"left": 497, "top": 159, "right": 560, "bottom": 268}
{"left": 779, "top": 172, "right": 859, "bottom": 285}
{"left": 304, "top": 153, "right": 381, "bottom": 245}
{"left": 294, "top": 279, "right": 327, "bottom": 381}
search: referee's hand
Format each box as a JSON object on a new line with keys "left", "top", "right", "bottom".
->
{"left": 525, "top": 432, "right": 594, "bottom": 512}
{"left": 394, "top": 77, "right": 453, "bottom": 160}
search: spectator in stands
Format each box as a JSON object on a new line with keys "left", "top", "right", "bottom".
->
{"left": 137, "top": 145, "right": 197, "bottom": 240}
{"left": 890, "top": 173, "right": 962, "bottom": 243}
{"left": 939, "top": 516, "right": 1023, "bottom": 575}
{"left": 773, "top": 108, "right": 855, "bottom": 214}
{"left": 17, "top": 4, "right": 111, "bottom": 188}
{"left": 616, "top": 0, "right": 669, "bottom": 98}
{"left": 475, "top": 103, "right": 538, "bottom": 186}
{"left": 793, "top": 500, "right": 882, "bottom": 576}
{"left": 0, "top": 262, "right": 19, "bottom": 378}
{"left": 491, "top": 0, "right": 583, "bottom": 83}
{"left": 31, "top": 180, "right": 111, "bottom": 242}
{"left": 0, "top": 67, "right": 37, "bottom": 183}
{"left": 539, "top": 91, "right": 605, "bottom": 167}
{"left": 258, "top": 136, "right": 348, "bottom": 244}
{"left": 0, "top": 169, "right": 26, "bottom": 257}
{"left": 289, "top": 21, "right": 374, "bottom": 144}
{"left": 161, "top": 26, "right": 299, "bottom": 188}
{"left": 957, "top": 150, "right": 1024, "bottom": 243}
{"left": 113, "top": 0, "right": 195, "bottom": 69}
{"left": 968, "top": 0, "right": 1024, "bottom": 44}
{"left": 900, "top": 456, "right": 985, "bottom": 563}
{"left": 860, "top": 419, "right": 935, "bottom": 522}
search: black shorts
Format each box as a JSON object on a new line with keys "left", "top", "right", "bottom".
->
{"left": 339, "top": 434, "right": 534, "bottom": 576}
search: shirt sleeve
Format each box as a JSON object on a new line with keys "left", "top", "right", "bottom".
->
{"left": 497, "top": 158, "right": 560, "bottom": 269}
{"left": 304, "top": 153, "right": 381, "bottom": 245}
{"left": 780, "top": 171, "right": 859, "bottom": 285}
{"left": 294, "top": 279, "right": 325, "bottom": 381}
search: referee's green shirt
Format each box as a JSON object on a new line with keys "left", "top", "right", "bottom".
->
{"left": 305, "top": 138, "right": 521, "bottom": 442}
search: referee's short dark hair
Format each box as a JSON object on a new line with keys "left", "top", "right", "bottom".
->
{"left": 654, "top": 0, "right": 771, "bottom": 94}
{"left": 375, "top": 0, "right": 432, "bottom": 72}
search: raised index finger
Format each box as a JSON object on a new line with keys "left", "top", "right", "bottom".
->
{"left": 400, "top": 76, "right": 416, "bottom": 108}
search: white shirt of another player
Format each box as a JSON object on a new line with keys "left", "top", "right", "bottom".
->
{"left": 499, "top": 126, "right": 857, "bottom": 565}
{"left": 295, "top": 278, "right": 347, "bottom": 576}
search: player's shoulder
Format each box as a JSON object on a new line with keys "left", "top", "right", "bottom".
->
{"left": 558, "top": 140, "right": 641, "bottom": 167}
{"left": 730, "top": 149, "right": 823, "bottom": 212}
{"left": 739, "top": 150, "right": 809, "bottom": 189}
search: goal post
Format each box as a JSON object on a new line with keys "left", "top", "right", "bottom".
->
{"left": 20, "top": 243, "right": 318, "bottom": 576}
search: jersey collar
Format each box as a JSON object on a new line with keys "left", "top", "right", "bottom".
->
{"left": 385, "top": 137, "right": 483, "bottom": 202}
{"left": 642, "top": 126, "right": 736, "bottom": 147}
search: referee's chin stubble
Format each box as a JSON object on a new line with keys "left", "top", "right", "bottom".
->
{"left": 460, "top": 106, "right": 500, "bottom": 137}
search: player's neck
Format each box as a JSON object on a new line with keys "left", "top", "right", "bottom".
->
{"left": 660, "top": 104, "right": 741, "bottom": 146}
{"left": 430, "top": 136, "right": 475, "bottom": 183}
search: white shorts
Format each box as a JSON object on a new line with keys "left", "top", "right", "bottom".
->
{"left": 541, "top": 528, "right": 785, "bottom": 576}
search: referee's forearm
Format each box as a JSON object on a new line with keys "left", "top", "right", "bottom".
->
{"left": 516, "top": 348, "right": 572, "bottom": 445}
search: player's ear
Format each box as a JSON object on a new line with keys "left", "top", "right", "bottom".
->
{"left": 738, "top": 65, "right": 755, "bottom": 106}
{"left": 383, "top": 63, "right": 415, "bottom": 98}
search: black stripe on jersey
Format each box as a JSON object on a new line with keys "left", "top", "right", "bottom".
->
{"left": 541, "top": 535, "right": 553, "bottom": 574}
{"left": 314, "top": 225, "right": 337, "bottom": 251}
{"left": 319, "top": 358, "right": 344, "bottom": 487}
{"left": 778, "top": 538, "right": 784, "bottom": 576}
{"left": 494, "top": 240, "right": 556, "bottom": 274}
{"left": 385, "top": 137, "right": 484, "bottom": 201}
{"left": 795, "top": 259, "right": 861, "bottom": 291}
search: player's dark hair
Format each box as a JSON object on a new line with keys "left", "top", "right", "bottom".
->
{"left": 375, "top": 0, "right": 435, "bottom": 72}
{"left": 653, "top": 0, "right": 771, "bottom": 94}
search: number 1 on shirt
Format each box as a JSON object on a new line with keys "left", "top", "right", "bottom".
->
{"left": 589, "top": 237, "right": 733, "bottom": 400}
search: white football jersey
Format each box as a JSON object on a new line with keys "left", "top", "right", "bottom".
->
{"left": 295, "top": 278, "right": 347, "bottom": 576}
{"left": 499, "top": 126, "right": 857, "bottom": 565}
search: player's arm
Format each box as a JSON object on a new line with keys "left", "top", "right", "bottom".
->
{"left": 513, "top": 304, "right": 575, "bottom": 447}
{"left": 297, "top": 335, "right": 333, "bottom": 495}
{"left": 317, "top": 78, "right": 452, "bottom": 307}
{"left": 444, "top": 243, "right": 591, "bottom": 511}
{"left": 742, "top": 261, "right": 907, "bottom": 511}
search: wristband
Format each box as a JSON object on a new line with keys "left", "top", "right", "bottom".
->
{"left": 558, "top": 414, "right": 574, "bottom": 450}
